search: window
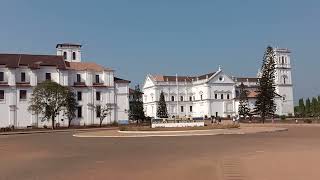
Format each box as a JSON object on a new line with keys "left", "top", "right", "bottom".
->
{"left": 193, "top": 96, "right": 195, "bottom": 101}
{"left": 189, "top": 96, "right": 192, "bottom": 101}
{"left": 221, "top": 94, "right": 224, "bottom": 99}
{"left": 72, "top": 52, "right": 76, "bottom": 60}
{"left": 181, "top": 106, "right": 184, "bottom": 113}
{"left": 0, "top": 90, "right": 4, "bottom": 100}
{"left": 77, "top": 106, "right": 82, "bottom": 118}
{"left": 96, "top": 105, "right": 101, "bottom": 117}
{"left": 227, "top": 94, "right": 230, "bottom": 100}
{"left": 200, "top": 95, "right": 203, "bottom": 100}
{"left": 96, "top": 91, "right": 101, "bottom": 101}
{"left": 282, "top": 56, "right": 285, "bottom": 64}
{"left": 215, "top": 94, "right": 218, "bottom": 99}
{"left": 63, "top": 52, "right": 67, "bottom": 60}
{"left": 45, "top": 73, "right": 51, "bottom": 81}
{"left": 190, "top": 106, "right": 193, "bottom": 112}
{"left": 76, "top": 74, "right": 81, "bottom": 83}
{"left": 77, "top": 91, "right": 82, "bottom": 101}
{"left": 180, "top": 96, "right": 183, "bottom": 101}
{"left": 20, "top": 90, "right": 27, "bottom": 100}
{"left": 283, "top": 76, "right": 287, "bottom": 84}
{"left": 95, "top": 75, "right": 100, "bottom": 83}
{"left": 0, "top": 72, "right": 3, "bottom": 81}
{"left": 21, "top": 72, "right": 26, "bottom": 82}
{"left": 171, "top": 96, "right": 175, "bottom": 101}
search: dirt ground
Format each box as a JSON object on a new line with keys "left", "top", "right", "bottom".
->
{"left": 0, "top": 124, "right": 319, "bottom": 180}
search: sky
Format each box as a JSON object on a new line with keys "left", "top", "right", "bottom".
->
{"left": 0, "top": 0, "right": 319, "bottom": 102}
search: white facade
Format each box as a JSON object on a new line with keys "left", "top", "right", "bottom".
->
{"left": 0, "top": 44, "right": 130, "bottom": 128}
{"left": 143, "top": 48, "right": 294, "bottom": 118}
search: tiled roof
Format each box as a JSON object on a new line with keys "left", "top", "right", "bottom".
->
{"left": 66, "top": 62, "right": 113, "bottom": 72}
{"left": 0, "top": 54, "right": 66, "bottom": 69}
{"left": 151, "top": 72, "right": 215, "bottom": 82}
{"left": 235, "top": 77, "right": 259, "bottom": 83}
{"left": 114, "top": 77, "right": 131, "bottom": 84}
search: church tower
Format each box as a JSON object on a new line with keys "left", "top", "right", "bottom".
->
{"left": 56, "top": 43, "right": 82, "bottom": 62}
{"left": 274, "top": 48, "right": 294, "bottom": 116}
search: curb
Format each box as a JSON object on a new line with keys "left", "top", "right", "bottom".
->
{"left": 0, "top": 127, "right": 118, "bottom": 136}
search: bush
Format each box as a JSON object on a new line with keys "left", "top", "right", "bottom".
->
{"left": 280, "top": 115, "right": 286, "bottom": 121}
{"left": 304, "top": 119, "right": 312, "bottom": 124}
{"left": 110, "top": 121, "right": 119, "bottom": 127}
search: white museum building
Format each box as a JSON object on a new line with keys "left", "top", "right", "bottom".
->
{"left": 143, "top": 48, "right": 294, "bottom": 118}
{"left": 0, "top": 43, "right": 130, "bottom": 128}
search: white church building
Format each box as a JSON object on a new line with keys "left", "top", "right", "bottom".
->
{"left": 0, "top": 43, "right": 130, "bottom": 128}
{"left": 143, "top": 48, "right": 294, "bottom": 119}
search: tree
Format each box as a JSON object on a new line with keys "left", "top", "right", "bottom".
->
{"left": 157, "top": 91, "right": 168, "bottom": 118}
{"left": 311, "top": 97, "right": 318, "bottom": 116}
{"left": 297, "top": 98, "right": 305, "bottom": 117}
{"left": 238, "top": 83, "right": 250, "bottom": 119}
{"left": 28, "top": 80, "right": 69, "bottom": 129}
{"left": 96, "top": 104, "right": 112, "bottom": 127}
{"left": 129, "top": 85, "right": 145, "bottom": 125}
{"left": 305, "top": 98, "right": 311, "bottom": 117}
{"left": 254, "top": 46, "right": 277, "bottom": 123}
{"left": 64, "top": 89, "right": 78, "bottom": 128}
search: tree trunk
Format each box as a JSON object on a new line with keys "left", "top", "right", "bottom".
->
{"left": 51, "top": 116, "right": 55, "bottom": 129}
{"left": 100, "top": 119, "right": 102, "bottom": 127}
{"left": 68, "top": 119, "right": 71, "bottom": 128}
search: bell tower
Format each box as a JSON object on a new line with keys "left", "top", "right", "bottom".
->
{"left": 56, "top": 43, "right": 82, "bottom": 62}
{"left": 274, "top": 48, "right": 294, "bottom": 116}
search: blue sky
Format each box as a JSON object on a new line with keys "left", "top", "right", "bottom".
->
{"left": 0, "top": 0, "right": 319, "bottom": 102}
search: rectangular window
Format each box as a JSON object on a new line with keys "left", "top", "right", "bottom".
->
{"left": 76, "top": 74, "right": 81, "bottom": 83}
{"left": 77, "top": 91, "right": 82, "bottom": 101}
{"left": 181, "top": 106, "right": 184, "bottom": 113}
{"left": 180, "top": 96, "right": 183, "bottom": 101}
{"left": 20, "top": 90, "right": 27, "bottom": 100}
{"left": 96, "top": 91, "right": 101, "bottom": 101}
{"left": 215, "top": 94, "right": 218, "bottom": 99}
{"left": 0, "top": 72, "right": 4, "bottom": 81}
{"left": 221, "top": 94, "right": 224, "bottom": 99}
{"left": 200, "top": 95, "right": 203, "bottom": 100}
{"left": 21, "top": 72, "right": 26, "bottom": 82}
{"left": 95, "top": 75, "right": 100, "bottom": 83}
{"left": 190, "top": 106, "right": 193, "bottom": 112}
{"left": 45, "top": 73, "right": 51, "bottom": 81}
{"left": 96, "top": 105, "right": 101, "bottom": 117}
{"left": 77, "top": 106, "right": 82, "bottom": 118}
{"left": 227, "top": 94, "right": 230, "bottom": 100}
{"left": 0, "top": 90, "right": 4, "bottom": 100}
{"left": 189, "top": 96, "right": 192, "bottom": 101}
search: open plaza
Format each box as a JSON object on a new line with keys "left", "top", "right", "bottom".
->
{"left": 1, "top": 123, "right": 320, "bottom": 180}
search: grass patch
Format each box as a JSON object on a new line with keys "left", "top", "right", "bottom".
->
{"left": 119, "top": 123, "right": 240, "bottom": 131}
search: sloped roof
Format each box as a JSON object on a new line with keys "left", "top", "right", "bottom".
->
{"left": 66, "top": 62, "right": 113, "bottom": 72}
{"left": 114, "top": 77, "right": 131, "bottom": 84}
{"left": 0, "top": 54, "right": 66, "bottom": 69}
{"left": 151, "top": 72, "right": 216, "bottom": 82}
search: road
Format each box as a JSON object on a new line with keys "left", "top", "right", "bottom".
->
{"left": 1, "top": 125, "right": 320, "bottom": 180}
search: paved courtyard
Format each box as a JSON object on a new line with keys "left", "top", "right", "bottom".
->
{"left": 1, "top": 125, "right": 320, "bottom": 180}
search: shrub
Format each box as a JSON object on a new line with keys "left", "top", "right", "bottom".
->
{"left": 280, "top": 115, "right": 286, "bottom": 121}
{"left": 110, "top": 121, "right": 119, "bottom": 127}
{"left": 304, "top": 119, "right": 312, "bottom": 124}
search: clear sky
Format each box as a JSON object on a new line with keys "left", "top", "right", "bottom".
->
{"left": 0, "top": 0, "right": 319, "bottom": 102}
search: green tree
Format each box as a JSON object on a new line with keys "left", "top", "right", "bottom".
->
{"left": 311, "top": 97, "right": 318, "bottom": 116}
{"left": 157, "top": 91, "right": 168, "bottom": 118}
{"left": 129, "top": 85, "right": 145, "bottom": 124}
{"left": 298, "top": 98, "right": 305, "bottom": 117}
{"left": 96, "top": 104, "right": 112, "bottom": 127}
{"left": 305, "top": 98, "right": 311, "bottom": 117}
{"left": 254, "top": 46, "right": 277, "bottom": 123}
{"left": 238, "top": 83, "right": 250, "bottom": 118}
{"left": 28, "top": 80, "right": 69, "bottom": 129}
{"left": 64, "top": 89, "right": 78, "bottom": 128}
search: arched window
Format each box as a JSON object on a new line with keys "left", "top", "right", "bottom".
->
{"left": 200, "top": 95, "right": 203, "bottom": 100}
{"left": 171, "top": 96, "right": 175, "bottom": 102}
{"left": 283, "top": 75, "right": 287, "bottom": 84}
{"left": 72, "top": 52, "right": 76, "bottom": 60}
{"left": 221, "top": 94, "right": 224, "bottom": 99}
{"left": 282, "top": 56, "right": 285, "bottom": 64}
{"left": 63, "top": 52, "right": 67, "bottom": 60}
{"left": 227, "top": 94, "right": 230, "bottom": 100}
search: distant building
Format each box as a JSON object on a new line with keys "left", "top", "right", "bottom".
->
{"left": 142, "top": 48, "right": 294, "bottom": 118}
{"left": 0, "top": 43, "right": 130, "bottom": 128}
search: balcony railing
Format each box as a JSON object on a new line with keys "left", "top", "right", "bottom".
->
{"left": 74, "top": 82, "right": 86, "bottom": 87}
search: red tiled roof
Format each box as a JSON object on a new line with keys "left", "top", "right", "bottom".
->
{"left": 66, "top": 62, "right": 113, "bottom": 72}
{"left": 0, "top": 54, "right": 67, "bottom": 69}
{"left": 114, "top": 77, "right": 131, "bottom": 84}
{"left": 152, "top": 72, "right": 215, "bottom": 82}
